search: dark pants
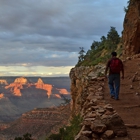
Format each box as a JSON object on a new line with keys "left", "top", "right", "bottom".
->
{"left": 108, "top": 74, "right": 120, "bottom": 99}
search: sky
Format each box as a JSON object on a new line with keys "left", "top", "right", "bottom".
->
{"left": 0, "top": 0, "right": 128, "bottom": 77}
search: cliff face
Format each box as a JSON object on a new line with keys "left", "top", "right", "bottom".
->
{"left": 4, "top": 77, "right": 69, "bottom": 97}
{"left": 0, "top": 80, "right": 8, "bottom": 85}
{"left": 5, "top": 77, "right": 29, "bottom": 96}
{"left": 69, "top": 65, "right": 105, "bottom": 117}
{"left": 14, "top": 77, "right": 28, "bottom": 84}
{"left": 0, "top": 105, "right": 71, "bottom": 140}
{"left": 0, "top": 77, "right": 70, "bottom": 122}
{"left": 35, "top": 78, "right": 53, "bottom": 98}
{"left": 122, "top": 0, "right": 140, "bottom": 55}
{"left": 69, "top": 66, "right": 127, "bottom": 139}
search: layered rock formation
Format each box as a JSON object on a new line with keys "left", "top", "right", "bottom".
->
{"left": 0, "top": 80, "right": 8, "bottom": 85}
{"left": 0, "top": 94, "right": 4, "bottom": 98}
{"left": 69, "top": 66, "right": 128, "bottom": 139}
{"left": 0, "top": 80, "right": 8, "bottom": 98}
{"left": 35, "top": 78, "right": 53, "bottom": 98}
{"left": 0, "top": 77, "right": 70, "bottom": 122}
{"left": 5, "top": 83, "right": 23, "bottom": 96}
{"left": 57, "top": 88, "right": 69, "bottom": 94}
{"left": 4, "top": 77, "right": 69, "bottom": 98}
{"left": 122, "top": 0, "right": 140, "bottom": 55}
{"left": 0, "top": 104, "right": 71, "bottom": 140}
{"left": 5, "top": 77, "right": 28, "bottom": 96}
{"left": 14, "top": 77, "right": 28, "bottom": 84}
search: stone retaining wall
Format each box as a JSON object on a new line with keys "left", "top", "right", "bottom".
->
{"left": 69, "top": 66, "right": 128, "bottom": 140}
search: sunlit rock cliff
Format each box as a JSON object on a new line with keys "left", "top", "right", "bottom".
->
{"left": 5, "top": 77, "right": 28, "bottom": 96}
{"left": 123, "top": 0, "right": 140, "bottom": 55}
{"left": 5, "top": 84, "right": 23, "bottom": 96}
{"left": 0, "top": 77, "right": 70, "bottom": 123}
{"left": 4, "top": 77, "right": 69, "bottom": 98}
{"left": 35, "top": 78, "right": 53, "bottom": 98}
{"left": 0, "top": 80, "right": 8, "bottom": 85}
{"left": 14, "top": 77, "right": 28, "bottom": 84}
{"left": 56, "top": 88, "right": 69, "bottom": 94}
{"left": 0, "top": 93, "right": 4, "bottom": 98}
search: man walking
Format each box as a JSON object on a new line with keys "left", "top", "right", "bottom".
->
{"left": 105, "top": 52, "right": 124, "bottom": 100}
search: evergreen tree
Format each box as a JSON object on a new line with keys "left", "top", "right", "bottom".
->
{"left": 100, "top": 36, "right": 106, "bottom": 42}
{"left": 91, "top": 41, "right": 101, "bottom": 50}
{"left": 14, "top": 133, "right": 33, "bottom": 140}
{"left": 106, "top": 26, "right": 120, "bottom": 50}
{"left": 76, "top": 26, "right": 121, "bottom": 66}
{"left": 78, "top": 47, "right": 85, "bottom": 63}
{"left": 100, "top": 36, "right": 107, "bottom": 49}
{"left": 124, "top": 0, "right": 130, "bottom": 13}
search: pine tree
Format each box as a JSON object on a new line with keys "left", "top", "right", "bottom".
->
{"left": 106, "top": 26, "right": 120, "bottom": 50}
{"left": 78, "top": 47, "right": 85, "bottom": 63}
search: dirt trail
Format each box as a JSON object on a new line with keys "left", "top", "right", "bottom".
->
{"left": 104, "top": 57, "right": 140, "bottom": 140}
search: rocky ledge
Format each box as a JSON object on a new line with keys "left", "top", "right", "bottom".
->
{"left": 69, "top": 66, "right": 129, "bottom": 140}
{"left": 0, "top": 105, "right": 70, "bottom": 140}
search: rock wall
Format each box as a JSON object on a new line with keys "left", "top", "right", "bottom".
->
{"left": 69, "top": 66, "right": 128, "bottom": 139}
{"left": 122, "top": 0, "right": 140, "bottom": 56}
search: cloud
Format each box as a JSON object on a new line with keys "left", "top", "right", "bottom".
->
{"left": 0, "top": 65, "right": 73, "bottom": 77}
{"left": 0, "top": 0, "right": 128, "bottom": 76}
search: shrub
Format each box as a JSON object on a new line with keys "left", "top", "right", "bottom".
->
{"left": 47, "top": 114, "right": 82, "bottom": 140}
{"left": 14, "top": 133, "right": 33, "bottom": 140}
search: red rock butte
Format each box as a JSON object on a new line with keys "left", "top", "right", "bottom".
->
{"left": 3, "top": 77, "right": 69, "bottom": 98}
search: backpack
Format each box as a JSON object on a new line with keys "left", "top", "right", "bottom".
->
{"left": 109, "top": 58, "right": 122, "bottom": 73}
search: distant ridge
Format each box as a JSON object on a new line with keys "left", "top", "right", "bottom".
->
{"left": 0, "top": 77, "right": 70, "bottom": 122}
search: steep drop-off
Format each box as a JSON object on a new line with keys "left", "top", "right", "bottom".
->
{"left": 0, "top": 77, "right": 70, "bottom": 122}
{"left": 0, "top": 105, "right": 70, "bottom": 140}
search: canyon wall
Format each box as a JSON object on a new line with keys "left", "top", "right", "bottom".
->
{"left": 69, "top": 66, "right": 128, "bottom": 139}
{"left": 4, "top": 77, "right": 69, "bottom": 98}
{"left": 0, "top": 105, "right": 70, "bottom": 140}
{"left": 0, "top": 77, "right": 70, "bottom": 122}
{"left": 122, "top": 0, "right": 140, "bottom": 56}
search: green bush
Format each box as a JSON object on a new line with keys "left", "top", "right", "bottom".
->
{"left": 47, "top": 114, "right": 82, "bottom": 140}
{"left": 14, "top": 133, "right": 33, "bottom": 140}
{"left": 76, "top": 26, "right": 121, "bottom": 67}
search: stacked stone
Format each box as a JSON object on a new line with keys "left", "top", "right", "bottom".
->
{"left": 76, "top": 77, "right": 128, "bottom": 140}
{"left": 69, "top": 66, "right": 128, "bottom": 140}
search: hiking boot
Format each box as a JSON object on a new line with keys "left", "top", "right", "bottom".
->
{"left": 111, "top": 96, "right": 115, "bottom": 99}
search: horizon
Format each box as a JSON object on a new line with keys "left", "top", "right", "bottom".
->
{"left": 0, "top": 76, "right": 70, "bottom": 78}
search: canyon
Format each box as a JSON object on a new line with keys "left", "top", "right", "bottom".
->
{"left": 0, "top": 104, "right": 71, "bottom": 140}
{"left": 0, "top": 77, "right": 70, "bottom": 122}
{"left": 1, "top": 55, "right": 140, "bottom": 140}
{"left": 0, "top": 0, "right": 140, "bottom": 139}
